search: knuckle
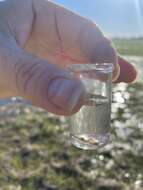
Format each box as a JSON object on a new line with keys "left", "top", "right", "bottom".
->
{"left": 15, "top": 61, "right": 42, "bottom": 95}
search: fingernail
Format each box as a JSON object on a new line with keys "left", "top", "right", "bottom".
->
{"left": 48, "top": 79, "right": 74, "bottom": 97}
{"left": 56, "top": 80, "right": 73, "bottom": 97}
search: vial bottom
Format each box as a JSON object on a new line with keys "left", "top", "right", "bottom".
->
{"left": 70, "top": 133, "right": 110, "bottom": 150}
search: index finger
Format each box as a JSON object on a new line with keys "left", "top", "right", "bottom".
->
{"left": 114, "top": 56, "right": 138, "bottom": 83}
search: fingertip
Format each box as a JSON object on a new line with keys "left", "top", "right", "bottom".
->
{"left": 114, "top": 56, "right": 138, "bottom": 83}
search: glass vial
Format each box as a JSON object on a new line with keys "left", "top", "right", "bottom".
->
{"left": 68, "top": 63, "right": 113, "bottom": 150}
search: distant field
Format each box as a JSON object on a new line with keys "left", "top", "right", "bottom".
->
{"left": 113, "top": 38, "right": 143, "bottom": 56}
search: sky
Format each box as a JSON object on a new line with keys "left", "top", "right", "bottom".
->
{"left": 54, "top": 0, "right": 143, "bottom": 37}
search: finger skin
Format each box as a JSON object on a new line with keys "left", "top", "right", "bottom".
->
{"left": 14, "top": 53, "right": 85, "bottom": 116}
{"left": 114, "top": 56, "right": 138, "bottom": 83}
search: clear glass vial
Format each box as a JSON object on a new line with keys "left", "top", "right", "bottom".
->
{"left": 68, "top": 63, "right": 113, "bottom": 150}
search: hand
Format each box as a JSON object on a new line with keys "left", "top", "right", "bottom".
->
{"left": 0, "top": 0, "right": 137, "bottom": 115}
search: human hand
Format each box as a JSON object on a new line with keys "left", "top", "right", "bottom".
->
{"left": 0, "top": 0, "right": 137, "bottom": 115}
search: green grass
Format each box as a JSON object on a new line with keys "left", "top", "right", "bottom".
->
{"left": 0, "top": 94, "right": 142, "bottom": 190}
{"left": 113, "top": 38, "right": 143, "bottom": 56}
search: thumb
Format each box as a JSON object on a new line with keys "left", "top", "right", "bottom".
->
{"left": 0, "top": 38, "right": 85, "bottom": 115}
{"left": 16, "top": 54, "right": 86, "bottom": 115}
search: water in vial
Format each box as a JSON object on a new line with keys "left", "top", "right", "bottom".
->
{"left": 70, "top": 95, "right": 111, "bottom": 149}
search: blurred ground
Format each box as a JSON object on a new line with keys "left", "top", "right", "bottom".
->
{"left": 0, "top": 39, "right": 142, "bottom": 190}
{"left": 113, "top": 38, "right": 143, "bottom": 57}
